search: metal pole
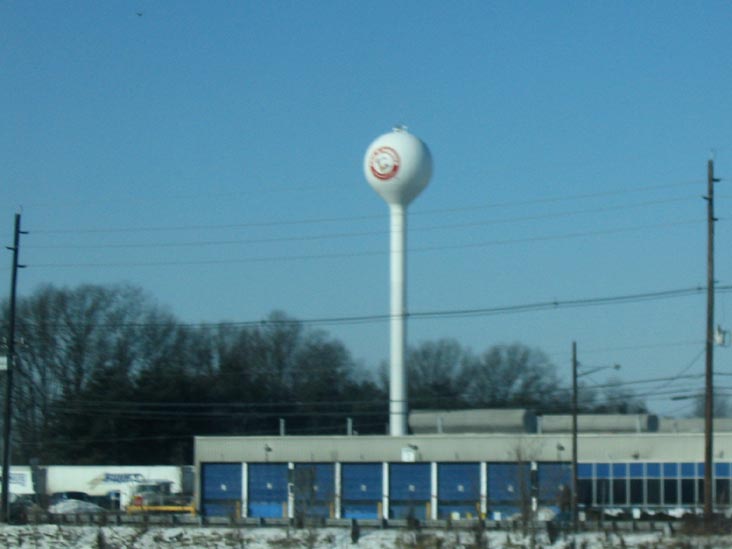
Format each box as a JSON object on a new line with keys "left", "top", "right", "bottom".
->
{"left": 571, "top": 341, "right": 578, "bottom": 534}
{"left": 2, "top": 213, "right": 23, "bottom": 522}
{"left": 704, "top": 158, "right": 718, "bottom": 520}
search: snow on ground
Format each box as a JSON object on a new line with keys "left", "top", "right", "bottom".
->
{"left": 48, "top": 499, "right": 106, "bottom": 514}
{"left": 0, "top": 525, "right": 732, "bottom": 549}
{"left": 0, "top": 524, "right": 729, "bottom": 548}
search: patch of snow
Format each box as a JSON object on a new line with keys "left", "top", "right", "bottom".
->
{"left": 47, "top": 499, "right": 105, "bottom": 514}
{"left": 0, "top": 524, "right": 730, "bottom": 548}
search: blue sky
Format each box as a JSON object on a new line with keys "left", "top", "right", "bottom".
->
{"left": 2, "top": 1, "right": 732, "bottom": 416}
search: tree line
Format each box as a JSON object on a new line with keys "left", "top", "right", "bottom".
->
{"left": 0, "top": 283, "right": 644, "bottom": 465}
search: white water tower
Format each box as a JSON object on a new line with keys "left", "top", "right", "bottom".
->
{"left": 364, "top": 126, "right": 432, "bottom": 436}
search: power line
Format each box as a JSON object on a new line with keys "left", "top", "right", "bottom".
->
{"left": 10, "top": 284, "right": 731, "bottom": 330}
{"left": 409, "top": 285, "right": 732, "bottom": 322}
{"left": 24, "top": 179, "right": 702, "bottom": 236}
{"left": 15, "top": 372, "right": 725, "bottom": 417}
{"left": 25, "top": 195, "right": 698, "bottom": 250}
{"left": 26, "top": 218, "right": 705, "bottom": 269}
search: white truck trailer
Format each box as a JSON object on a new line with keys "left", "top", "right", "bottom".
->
{"left": 45, "top": 466, "right": 188, "bottom": 509}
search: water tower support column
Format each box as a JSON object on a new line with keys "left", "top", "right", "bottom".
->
{"left": 389, "top": 203, "right": 407, "bottom": 436}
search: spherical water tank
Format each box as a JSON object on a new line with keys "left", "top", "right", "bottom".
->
{"left": 364, "top": 127, "right": 432, "bottom": 206}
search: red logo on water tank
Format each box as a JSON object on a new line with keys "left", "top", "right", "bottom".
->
{"left": 369, "top": 147, "right": 400, "bottom": 181}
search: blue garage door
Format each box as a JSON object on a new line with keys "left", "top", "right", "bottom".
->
{"left": 538, "top": 463, "right": 571, "bottom": 510}
{"left": 488, "top": 463, "right": 530, "bottom": 519}
{"left": 201, "top": 463, "right": 242, "bottom": 517}
{"left": 389, "top": 463, "right": 430, "bottom": 520}
{"left": 341, "top": 463, "right": 382, "bottom": 519}
{"left": 294, "top": 463, "right": 335, "bottom": 519}
{"left": 248, "top": 463, "right": 289, "bottom": 518}
{"left": 438, "top": 463, "right": 480, "bottom": 519}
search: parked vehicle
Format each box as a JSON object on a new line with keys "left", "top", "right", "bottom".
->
{"left": 49, "top": 491, "right": 91, "bottom": 505}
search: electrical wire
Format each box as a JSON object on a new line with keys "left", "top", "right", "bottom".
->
{"left": 13, "top": 372, "right": 719, "bottom": 418}
{"left": 19, "top": 178, "right": 702, "bottom": 237}
{"left": 8, "top": 284, "right": 730, "bottom": 330}
{"left": 24, "top": 196, "right": 698, "bottom": 250}
{"left": 24, "top": 218, "right": 706, "bottom": 269}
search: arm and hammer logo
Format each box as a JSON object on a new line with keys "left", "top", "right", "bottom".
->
{"left": 369, "top": 146, "right": 400, "bottom": 181}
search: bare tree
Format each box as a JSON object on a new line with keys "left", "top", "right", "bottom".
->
{"left": 462, "top": 343, "right": 563, "bottom": 410}
{"left": 589, "top": 376, "right": 647, "bottom": 413}
{"left": 406, "top": 338, "right": 473, "bottom": 409}
{"left": 6, "top": 283, "right": 181, "bottom": 462}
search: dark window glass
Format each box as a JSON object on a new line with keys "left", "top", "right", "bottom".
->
{"left": 578, "top": 479, "right": 592, "bottom": 506}
{"left": 698, "top": 479, "right": 704, "bottom": 502}
{"left": 716, "top": 479, "right": 731, "bottom": 505}
{"left": 681, "top": 479, "right": 695, "bottom": 504}
{"left": 664, "top": 479, "right": 678, "bottom": 505}
{"left": 630, "top": 479, "right": 643, "bottom": 504}
{"left": 613, "top": 479, "right": 627, "bottom": 505}
{"left": 647, "top": 479, "right": 660, "bottom": 504}
{"left": 596, "top": 479, "right": 610, "bottom": 505}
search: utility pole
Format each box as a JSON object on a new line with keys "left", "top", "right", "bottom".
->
{"left": 571, "top": 341, "right": 578, "bottom": 535}
{"left": 704, "top": 158, "right": 719, "bottom": 521}
{"left": 2, "top": 213, "right": 25, "bottom": 522}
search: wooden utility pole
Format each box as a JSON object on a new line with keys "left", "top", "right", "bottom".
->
{"left": 2, "top": 213, "right": 25, "bottom": 522}
{"left": 704, "top": 158, "right": 718, "bottom": 521}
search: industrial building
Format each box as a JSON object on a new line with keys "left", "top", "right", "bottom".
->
{"left": 194, "top": 410, "right": 732, "bottom": 521}
{"left": 193, "top": 130, "right": 725, "bottom": 524}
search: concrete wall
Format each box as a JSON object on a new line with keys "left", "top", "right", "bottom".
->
{"left": 195, "top": 432, "right": 732, "bottom": 465}
{"left": 194, "top": 432, "right": 732, "bottom": 514}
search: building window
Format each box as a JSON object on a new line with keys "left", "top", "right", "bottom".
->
{"left": 578, "top": 479, "right": 592, "bottom": 506}
{"left": 663, "top": 479, "right": 678, "bottom": 506}
{"left": 647, "top": 479, "right": 660, "bottom": 505}
{"left": 596, "top": 479, "right": 610, "bottom": 506}
{"left": 629, "top": 479, "right": 643, "bottom": 505}
{"left": 681, "top": 479, "right": 696, "bottom": 505}
{"left": 613, "top": 478, "right": 627, "bottom": 506}
{"left": 716, "top": 479, "right": 731, "bottom": 505}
